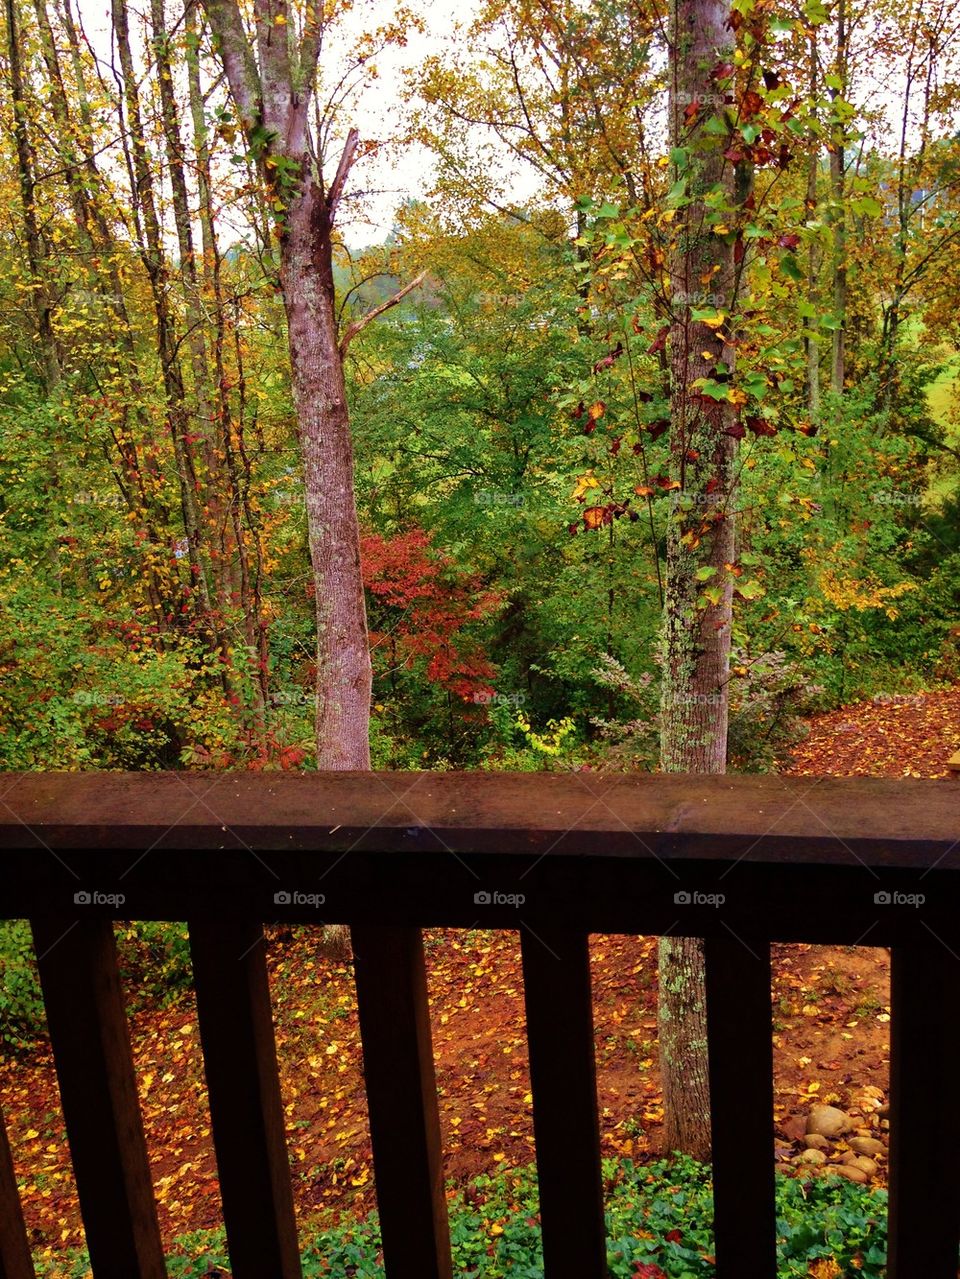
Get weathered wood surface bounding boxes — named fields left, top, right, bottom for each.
left=0, top=773, right=957, bottom=941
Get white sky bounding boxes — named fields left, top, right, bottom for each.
left=75, top=0, right=476, bottom=247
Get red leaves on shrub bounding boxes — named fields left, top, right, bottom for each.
left=361, top=528, right=503, bottom=703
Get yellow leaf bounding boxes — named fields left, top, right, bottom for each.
left=24, top=1129, right=39, bottom=1140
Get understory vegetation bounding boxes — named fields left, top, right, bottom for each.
left=34, top=1157, right=886, bottom=1279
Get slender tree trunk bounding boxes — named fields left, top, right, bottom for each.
left=44, top=0, right=175, bottom=629
left=199, top=0, right=382, bottom=770
left=658, top=0, right=740, bottom=1160
left=112, top=0, right=231, bottom=675
left=806, top=32, right=821, bottom=421
left=186, top=0, right=269, bottom=729
left=280, top=185, right=372, bottom=768
left=829, top=0, right=846, bottom=394
left=6, top=0, right=61, bottom=391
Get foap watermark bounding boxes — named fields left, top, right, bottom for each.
left=871, top=692, right=924, bottom=707
left=474, top=490, right=525, bottom=508
left=474, top=889, right=526, bottom=908
left=667, top=691, right=724, bottom=707
left=670, top=491, right=736, bottom=512
left=270, top=688, right=317, bottom=707
left=871, top=489, right=922, bottom=508
left=473, top=690, right=527, bottom=707
left=874, top=890, right=925, bottom=908
left=72, top=690, right=125, bottom=707
left=475, top=291, right=525, bottom=308
left=274, top=889, right=326, bottom=908
left=672, top=290, right=726, bottom=309
left=73, top=489, right=125, bottom=509
left=74, top=889, right=126, bottom=906
left=675, top=91, right=730, bottom=107
left=674, top=889, right=726, bottom=907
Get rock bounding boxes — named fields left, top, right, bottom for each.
left=778, top=1114, right=808, bottom=1143
left=849, top=1136, right=884, bottom=1157
left=798, top=1148, right=827, bottom=1166
left=831, top=1164, right=869, bottom=1183
left=806, top=1105, right=854, bottom=1139
left=804, top=1134, right=831, bottom=1151
left=853, top=1156, right=878, bottom=1177
left=840, top=1151, right=859, bottom=1165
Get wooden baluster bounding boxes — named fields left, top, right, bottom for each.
left=704, top=934, right=777, bottom=1279
left=520, top=928, right=606, bottom=1279
left=351, top=925, right=451, bottom=1279
left=888, top=938, right=960, bottom=1278
left=189, top=918, right=301, bottom=1279
left=30, top=917, right=166, bottom=1278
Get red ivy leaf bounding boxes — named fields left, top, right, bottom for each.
left=746, top=416, right=778, bottom=436
left=647, top=325, right=670, bottom=355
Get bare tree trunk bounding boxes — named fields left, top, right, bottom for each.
left=280, top=181, right=372, bottom=768
left=806, top=31, right=821, bottom=421
left=186, top=0, right=270, bottom=730
left=658, top=0, right=740, bottom=1161
left=40, top=0, right=175, bottom=629
left=829, top=0, right=847, bottom=394
left=198, top=0, right=379, bottom=772
left=6, top=0, right=61, bottom=391
left=112, top=0, right=233, bottom=681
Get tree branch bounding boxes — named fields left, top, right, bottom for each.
left=326, top=126, right=359, bottom=221
left=339, top=271, right=427, bottom=356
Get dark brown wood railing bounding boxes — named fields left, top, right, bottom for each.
left=0, top=771, right=958, bottom=1279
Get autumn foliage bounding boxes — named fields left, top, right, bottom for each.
left=360, top=528, right=503, bottom=704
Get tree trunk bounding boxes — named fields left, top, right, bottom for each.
left=280, top=185, right=372, bottom=769
left=657, top=0, right=740, bottom=1161
left=186, top=0, right=270, bottom=729
left=199, top=0, right=374, bottom=770
left=6, top=0, right=60, bottom=392
left=829, top=0, right=847, bottom=395
left=806, top=32, right=821, bottom=421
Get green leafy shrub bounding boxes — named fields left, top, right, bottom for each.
left=115, top=922, right=193, bottom=1009
left=34, top=1157, right=889, bottom=1278
left=0, top=921, right=44, bottom=1051
left=0, top=921, right=193, bottom=1050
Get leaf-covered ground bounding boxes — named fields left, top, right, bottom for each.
left=2, top=686, right=957, bottom=1268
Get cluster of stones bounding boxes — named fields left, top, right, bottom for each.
left=791, top=1089, right=888, bottom=1184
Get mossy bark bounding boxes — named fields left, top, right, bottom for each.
left=657, top=0, right=739, bottom=1162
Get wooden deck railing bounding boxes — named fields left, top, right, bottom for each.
left=0, top=771, right=958, bottom=1279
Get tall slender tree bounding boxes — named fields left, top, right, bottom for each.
left=657, top=0, right=742, bottom=1158
left=199, top=0, right=387, bottom=767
